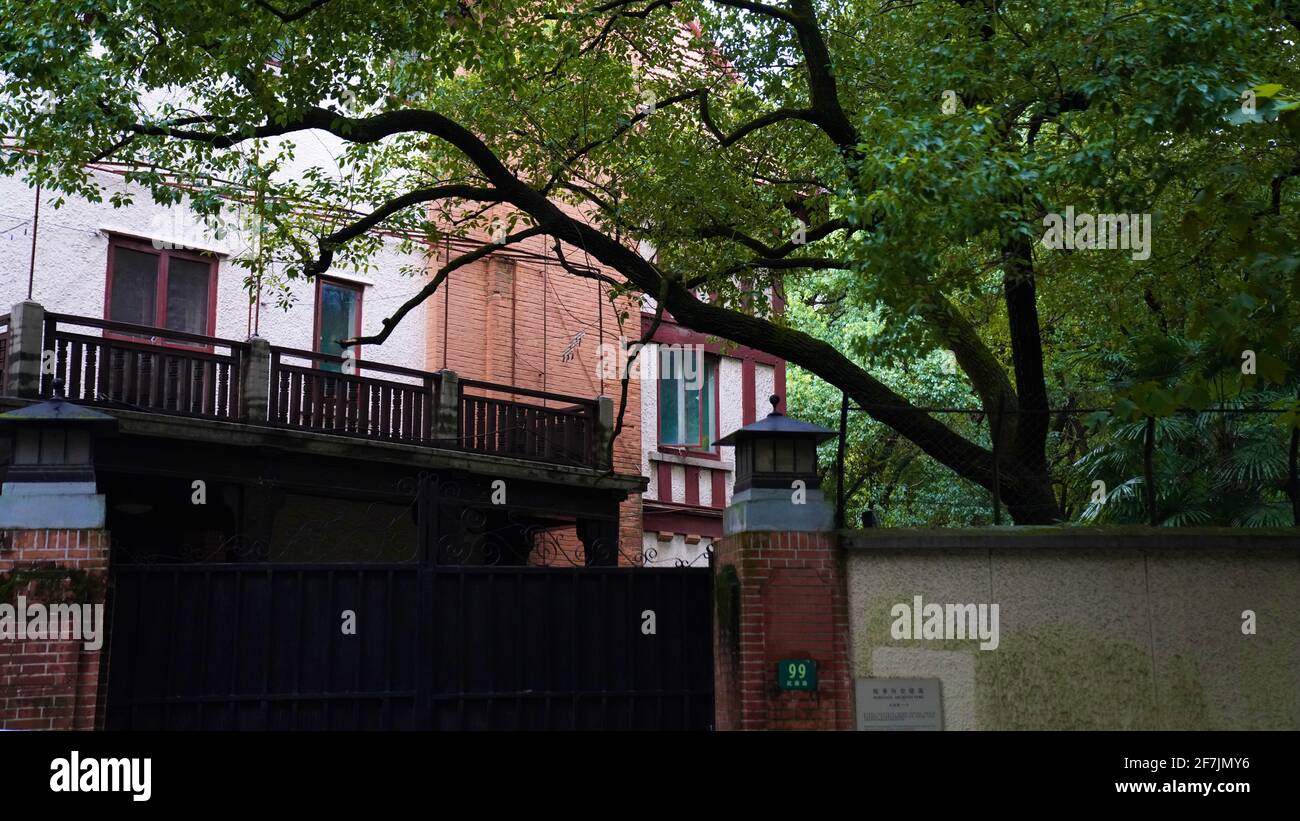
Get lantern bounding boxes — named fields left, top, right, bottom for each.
left=714, top=395, right=836, bottom=534
left=0, top=379, right=116, bottom=528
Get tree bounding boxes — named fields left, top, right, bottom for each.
left=2, top=0, right=1297, bottom=523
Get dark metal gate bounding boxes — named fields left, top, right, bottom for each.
left=103, top=563, right=714, bottom=730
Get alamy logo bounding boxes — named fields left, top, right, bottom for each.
left=50, top=751, right=151, bottom=802
left=596, top=337, right=706, bottom=390
left=890, top=595, right=1000, bottom=651
left=1041, top=206, right=1151, bottom=261
left=148, top=209, right=265, bottom=251
left=0, top=597, right=104, bottom=651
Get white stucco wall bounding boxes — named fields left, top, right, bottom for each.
left=1, top=140, right=427, bottom=371
left=718, top=357, right=744, bottom=441
left=638, top=338, right=658, bottom=494
left=755, top=362, right=775, bottom=411
left=642, top=531, right=715, bottom=567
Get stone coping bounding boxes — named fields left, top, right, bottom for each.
left=841, top=526, right=1300, bottom=550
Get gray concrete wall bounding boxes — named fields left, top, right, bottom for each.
left=845, top=529, right=1300, bottom=729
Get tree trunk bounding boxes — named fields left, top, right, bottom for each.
left=1000, top=233, right=1061, bottom=523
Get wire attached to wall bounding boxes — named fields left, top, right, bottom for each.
left=442, top=233, right=450, bottom=370
left=542, top=247, right=548, bottom=405
left=596, top=258, right=603, bottom=396
left=26, top=183, right=40, bottom=299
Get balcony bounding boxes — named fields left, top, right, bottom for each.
left=0, top=305, right=610, bottom=471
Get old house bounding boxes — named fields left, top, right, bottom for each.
left=0, top=131, right=767, bottom=728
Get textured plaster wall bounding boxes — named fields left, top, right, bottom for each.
left=754, top=362, right=774, bottom=409
left=847, top=545, right=1300, bottom=730
left=640, top=340, right=660, bottom=491
left=1, top=153, right=427, bottom=372
left=718, top=357, right=743, bottom=439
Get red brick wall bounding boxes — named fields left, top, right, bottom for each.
left=426, top=227, right=644, bottom=562
left=711, top=531, right=854, bottom=730
left=0, top=529, right=109, bottom=731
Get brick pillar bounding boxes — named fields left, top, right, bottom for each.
left=0, top=528, right=110, bottom=730
left=483, top=257, right=515, bottom=384
left=712, top=531, right=854, bottom=730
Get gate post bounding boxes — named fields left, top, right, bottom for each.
left=0, top=528, right=110, bottom=730
left=711, top=399, right=853, bottom=730
left=0, top=394, right=115, bottom=730
left=712, top=531, right=853, bottom=730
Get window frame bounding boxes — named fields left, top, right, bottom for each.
left=656, top=350, right=721, bottom=459
left=102, top=234, right=219, bottom=348
left=312, top=276, right=364, bottom=372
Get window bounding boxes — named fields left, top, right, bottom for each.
left=105, top=237, right=217, bottom=337
left=658, top=349, right=718, bottom=450
left=314, top=278, right=363, bottom=372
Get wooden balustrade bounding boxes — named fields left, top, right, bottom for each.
left=42, top=314, right=243, bottom=419
left=268, top=346, right=437, bottom=444
left=18, top=313, right=603, bottom=469
left=459, top=380, right=597, bottom=467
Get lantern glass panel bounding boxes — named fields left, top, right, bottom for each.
left=14, top=428, right=40, bottom=465
left=39, top=429, right=67, bottom=465
left=774, top=438, right=795, bottom=472
left=755, top=439, right=774, bottom=472
left=67, top=430, right=92, bottom=464
left=796, top=440, right=815, bottom=474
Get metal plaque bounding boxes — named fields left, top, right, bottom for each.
left=855, top=678, right=943, bottom=731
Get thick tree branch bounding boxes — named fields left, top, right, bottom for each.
left=697, top=92, right=821, bottom=147
left=254, top=0, right=336, bottom=23
left=704, top=0, right=803, bottom=27
left=134, top=101, right=1026, bottom=512
left=305, top=183, right=502, bottom=279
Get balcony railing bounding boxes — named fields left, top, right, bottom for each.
left=43, top=314, right=243, bottom=420
left=10, top=310, right=607, bottom=469
left=460, top=379, right=597, bottom=466
left=269, top=345, right=437, bottom=444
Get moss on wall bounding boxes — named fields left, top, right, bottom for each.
left=979, top=626, right=1160, bottom=729
left=852, top=572, right=1298, bottom=730
left=715, top=562, right=741, bottom=661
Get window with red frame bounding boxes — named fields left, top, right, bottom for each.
left=658, top=348, right=718, bottom=451
left=105, top=237, right=217, bottom=336
left=314, top=278, right=363, bottom=372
